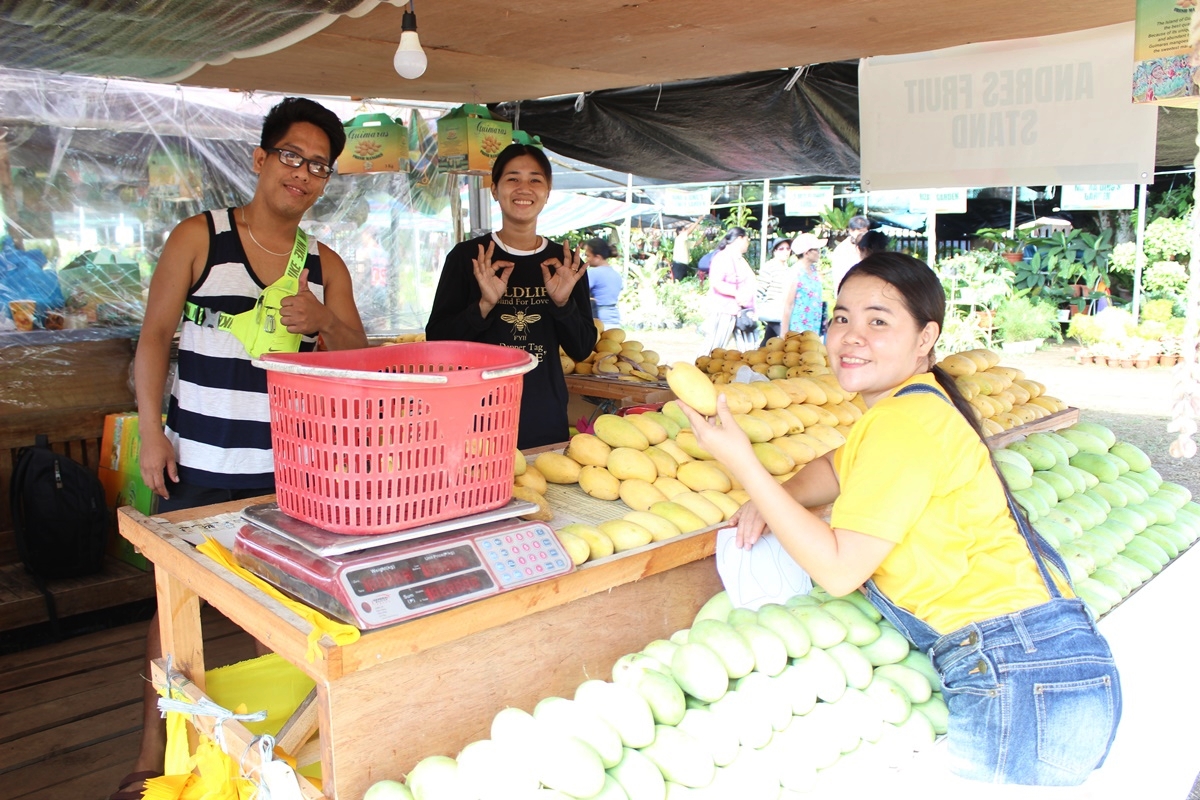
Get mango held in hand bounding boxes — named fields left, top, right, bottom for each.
left=666, top=361, right=718, bottom=416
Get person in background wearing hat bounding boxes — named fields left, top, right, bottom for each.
left=584, top=238, right=623, bottom=326
left=782, top=232, right=825, bottom=338
left=830, top=214, right=871, bottom=290
left=754, top=237, right=793, bottom=345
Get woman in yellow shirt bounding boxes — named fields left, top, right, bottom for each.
left=679, top=252, right=1120, bottom=786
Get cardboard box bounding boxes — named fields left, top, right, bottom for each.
left=102, top=412, right=142, bottom=474
left=100, top=466, right=157, bottom=570
left=436, top=104, right=512, bottom=175
left=337, top=113, right=408, bottom=175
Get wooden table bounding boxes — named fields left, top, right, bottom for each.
left=564, top=374, right=675, bottom=425
left=118, top=500, right=722, bottom=800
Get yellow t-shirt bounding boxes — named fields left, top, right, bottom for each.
left=831, top=373, right=1059, bottom=634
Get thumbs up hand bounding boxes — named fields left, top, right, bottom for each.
left=280, top=268, right=329, bottom=334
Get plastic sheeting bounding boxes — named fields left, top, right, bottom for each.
left=494, top=64, right=861, bottom=184
left=0, top=67, right=457, bottom=337
left=0, top=0, right=373, bottom=82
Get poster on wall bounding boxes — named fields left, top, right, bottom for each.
left=859, top=23, right=1158, bottom=191
left=1133, top=0, right=1197, bottom=106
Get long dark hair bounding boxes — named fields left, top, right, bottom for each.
left=842, top=252, right=987, bottom=444
left=716, top=227, right=747, bottom=251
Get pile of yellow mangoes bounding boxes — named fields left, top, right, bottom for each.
left=563, top=324, right=667, bottom=383
left=696, top=330, right=830, bottom=383
left=514, top=366, right=861, bottom=566
left=937, top=348, right=1067, bottom=434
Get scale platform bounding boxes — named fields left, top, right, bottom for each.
left=233, top=500, right=574, bottom=630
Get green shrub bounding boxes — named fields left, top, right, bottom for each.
left=1141, top=298, right=1176, bottom=324
left=1067, top=314, right=1103, bottom=346
left=994, top=296, right=1062, bottom=343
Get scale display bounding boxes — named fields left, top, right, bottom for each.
left=233, top=516, right=573, bottom=630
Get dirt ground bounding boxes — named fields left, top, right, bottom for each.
left=634, top=329, right=1196, bottom=498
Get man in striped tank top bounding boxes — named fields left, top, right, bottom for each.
left=113, top=98, right=366, bottom=800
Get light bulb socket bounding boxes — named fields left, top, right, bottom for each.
left=402, top=9, right=418, bottom=32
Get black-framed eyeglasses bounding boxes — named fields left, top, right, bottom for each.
left=265, top=147, right=334, bottom=179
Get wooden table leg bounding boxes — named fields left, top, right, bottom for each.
left=155, top=566, right=206, bottom=692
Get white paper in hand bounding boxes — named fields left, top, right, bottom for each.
left=715, top=527, right=812, bottom=610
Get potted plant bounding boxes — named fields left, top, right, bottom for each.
left=1160, top=336, right=1182, bottom=367
left=974, top=227, right=1027, bottom=263
left=994, top=295, right=1063, bottom=353
left=1133, top=339, right=1161, bottom=368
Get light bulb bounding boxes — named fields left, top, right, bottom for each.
left=393, top=10, right=427, bottom=79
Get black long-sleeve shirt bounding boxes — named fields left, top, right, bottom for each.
left=426, top=234, right=597, bottom=449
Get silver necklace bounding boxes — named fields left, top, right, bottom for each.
left=241, top=207, right=291, bottom=257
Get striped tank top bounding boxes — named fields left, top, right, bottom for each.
left=165, top=208, right=324, bottom=489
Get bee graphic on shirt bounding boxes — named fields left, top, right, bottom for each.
left=501, top=310, right=541, bottom=336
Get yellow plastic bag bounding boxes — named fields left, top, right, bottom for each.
left=205, top=653, right=316, bottom=738
left=197, top=537, right=360, bottom=661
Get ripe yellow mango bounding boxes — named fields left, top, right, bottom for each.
left=608, top=447, right=659, bottom=483
left=625, top=414, right=668, bottom=445
left=644, top=445, right=679, bottom=479
left=515, top=465, right=548, bottom=494
left=666, top=362, right=718, bottom=416
left=559, top=523, right=614, bottom=560
left=513, top=485, right=553, bottom=521
left=594, top=414, right=650, bottom=450
left=623, top=510, right=683, bottom=542
left=579, top=465, right=621, bottom=501
left=649, top=501, right=709, bottom=534
left=748, top=409, right=790, bottom=439
left=677, top=461, right=732, bottom=493
left=804, top=425, right=846, bottom=450
left=675, top=430, right=714, bottom=460
left=536, top=452, right=583, bottom=484
left=599, top=519, right=654, bottom=552
left=566, top=433, right=612, bottom=467
left=670, top=491, right=725, bottom=526
left=715, top=385, right=754, bottom=415
left=733, top=413, right=775, bottom=443
left=772, top=436, right=816, bottom=466
left=752, top=441, right=796, bottom=476
left=513, top=448, right=527, bottom=476
left=938, top=353, right=976, bottom=377
left=653, top=439, right=694, bottom=465
left=653, top=476, right=692, bottom=499
left=619, top=479, right=669, bottom=512
left=699, top=489, right=742, bottom=521
left=555, top=530, right=591, bottom=565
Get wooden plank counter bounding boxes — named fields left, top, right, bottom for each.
left=118, top=496, right=725, bottom=800
left=564, top=374, right=675, bottom=422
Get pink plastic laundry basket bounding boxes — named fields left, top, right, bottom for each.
left=255, top=342, right=537, bottom=535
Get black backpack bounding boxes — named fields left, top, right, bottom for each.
left=10, top=435, right=109, bottom=629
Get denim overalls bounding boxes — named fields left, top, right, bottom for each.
left=859, top=383, right=1122, bottom=785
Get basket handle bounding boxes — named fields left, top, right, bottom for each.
left=480, top=351, right=539, bottom=381
left=252, top=359, right=449, bottom=384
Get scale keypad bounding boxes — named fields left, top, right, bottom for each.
left=480, top=526, right=570, bottom=587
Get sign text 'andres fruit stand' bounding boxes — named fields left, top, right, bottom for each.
left=437, top=104, right=513, bottom=175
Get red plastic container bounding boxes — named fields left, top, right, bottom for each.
left=256, top=342, right=537, bottom=535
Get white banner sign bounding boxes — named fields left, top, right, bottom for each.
left=866, top=188, right=967, bottom=214
left=859, top=23, right=1158, bottom=191
left=1060, top=183, right=1137, bottom=210
left=784, top=185, right=835, bottom=217
left=664, top=188, right=711, bottom=217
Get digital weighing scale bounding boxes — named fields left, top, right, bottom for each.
left=233, top=500, right=574, bottom=630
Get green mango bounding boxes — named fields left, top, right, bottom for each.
left=1036, top=470, right=1076, bottom=502
left=1069, top=452, right=1121, bottom=484
left=1048, top=463, right=1089, bottom=494
left=1089, top=481, right=1129, bottom=509
left=1068, top=421, right=1117, bottom=449
left=1007, top=441, right=1056, bottom=472
left=1059, top=429, right=1109, bottom=456
left=1108, top=441, right=1151, bottom=473
left=1025, top=432, right=1070, bottom=466
left=1028, top=475, right=1060, bottom=509
left=1154, top=482, right=1192, bottom=510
